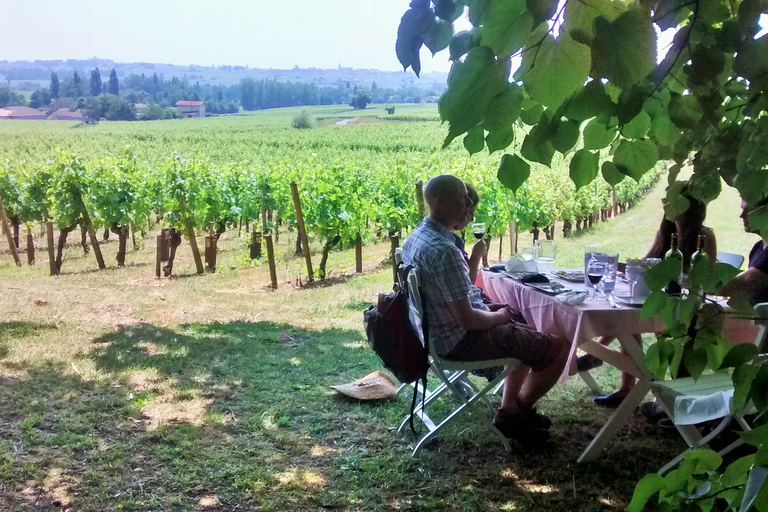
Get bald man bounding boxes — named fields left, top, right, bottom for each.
left=402, top=174, right=569, bottom=446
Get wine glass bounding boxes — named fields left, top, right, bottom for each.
left=586, top=258, right=608, bottom=300
left=625, top=262, right=644, bottom=298
left=471, top=222, right=486, bottom=241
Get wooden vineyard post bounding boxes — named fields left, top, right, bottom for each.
left=415, top=180, right=424, bottom=218
left=46, top=221, right=57, bottom=276
left=290, top=182, right=313, bottom=282
left=265, top=233, right=278, bottom=289
left=250, top=230, right=262, bottom=260
left=179, top=198, right=204, bottom=274
left=155, top=234, right=162, bottom=278
left=26, top=226, right=35, bottom=265
left=0, top=191, right=21, bottom=267
left=390, top=234, right=399, bottom=284
left=261, top=184, right=268, bottom=233
left=205, top=223, right=217, bottom=273
left=498, top=231, right=503, bottom=261
left=355, top=234, right=362, bottom=273
left=159, top=229, right=170, bottom=262
left=81, top=211, right=106, bottom=270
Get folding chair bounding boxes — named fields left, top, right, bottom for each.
left=717, top=251, right=745, bottom=269
left=651, top=303, right=768, bottom=474
left=397, top=265, right=520, bottom=455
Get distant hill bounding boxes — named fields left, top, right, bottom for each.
left=0, top=58, right=447, bottom=92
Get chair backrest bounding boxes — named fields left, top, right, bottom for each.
left=395, top=247, right=404, bottom=266
left=753, top=302, right=768, bottom=353
left=405, top=268, right=427, bottom=347
left=717, top=251, right=745, bottom=269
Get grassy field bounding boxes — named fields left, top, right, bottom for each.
left=0, top=105, right=759, bottom=510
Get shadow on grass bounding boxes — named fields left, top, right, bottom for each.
left=0, top=320, right=685, bottom=511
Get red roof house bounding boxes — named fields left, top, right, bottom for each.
left=0, top=106, right=47, bottom=120
left=175, top=100, right=205, bottom=118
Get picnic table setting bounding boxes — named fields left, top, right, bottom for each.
left=475, top=241, right=762, bottom=464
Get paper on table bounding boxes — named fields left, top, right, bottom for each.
left=505, top=257, right=538, bottom=273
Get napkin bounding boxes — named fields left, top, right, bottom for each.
left=505, top=257, right=538, bottom=273
left=556, top=291, right=588, bottom=305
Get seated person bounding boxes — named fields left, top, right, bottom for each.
left=402, top=174, right=569, bottom=445
left=581, top=188, right=717, bottom=408
left=720, top=199, right=768, bottom=303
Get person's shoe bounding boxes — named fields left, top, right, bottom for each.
left=592, top=390, right=629, bottom=408
left=492, top=410, right=551, bottom=446
left=577, top=354, right=603, bottom=372
left=639, top=400, right=667, bottom=423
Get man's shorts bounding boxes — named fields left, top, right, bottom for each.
left=444, top=322, right=564, bottom=372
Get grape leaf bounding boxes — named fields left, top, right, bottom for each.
left=424, top=20, right=453, bottom=55
left=562, top=80, right=616, bottom=121
left=520, top=97, right=545, bottom=125
left=476, top=0, right=532, bottom=56
left=449, top=30, right=474, bottom=61
left=668, top=94, right=704, bottom=129
left=569, top=149, right=599, bottom=189
left=469, top=0, right=490, bottom=25
left=434, top=0, right=464, bottom=21
left=497, top=153, right=531, bottom=192
left=516, top=33, right=591, bottom=110
left=521, top=113, right=556, bottom=166
left=584, top=116, right=618, bottom=149
left=463, top=126, right=485, bottom=155
left=483, top=84, right=523, bottom=153
left=439, top=46, right=511, bottom=147
left=621, top=110, right=651, bottom=139
left=563, top=0, right=625, bottom=43
left=551, top=119, right=581, bottom=153
left=601, top=161, right=625, bottom=185
left=527, top=0, right=559, bottom=26
left=590, top=7, right=657, bottom=89
left=613, top=139, right=659, bottom=181
left=650, top=115, right=681, bottom=147
left=396, top=6, right=435, bottom=76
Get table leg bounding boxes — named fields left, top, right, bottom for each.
left=577, top=377, right=651, bottom=463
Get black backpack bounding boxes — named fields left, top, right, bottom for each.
left=363, top=264, right=430, bottom=433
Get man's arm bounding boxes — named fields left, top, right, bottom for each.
left=446, top=296, right=514, bottom=330
left=720, top=267, right=768, bottom=298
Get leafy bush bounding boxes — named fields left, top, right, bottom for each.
left=291, top=110, right=314, bottom=129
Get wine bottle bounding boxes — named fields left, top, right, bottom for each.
left=690, top=234, right=707, bottom=267
left=664, top=233, right=683, bottom=294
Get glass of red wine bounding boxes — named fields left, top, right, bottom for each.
left=586, top=257, right=608, bottom=300
left=471, top=222, right=486, bottom=240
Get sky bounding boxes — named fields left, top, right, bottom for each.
left=0, top=0, right=454, bottom=73
left=1, top=2, right=765, bottom=74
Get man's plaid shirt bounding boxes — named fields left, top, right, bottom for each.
left=402, top=217, right=488, bottom=356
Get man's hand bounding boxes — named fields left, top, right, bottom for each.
left=486, top=302, right=507, bottom=311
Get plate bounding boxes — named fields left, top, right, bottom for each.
left=614, top=295, right=646, bottom=306
left=504, top=271, right=539, bottom=281
left=527, top=283, right=572, bottom=295
left=550, top=270, right=585, bottom=282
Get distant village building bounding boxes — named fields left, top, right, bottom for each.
left=175, top=100, right=205, bottom=118
left=0, top=106, right=47, bottom=120
left=134, top=103, right=148, bottom=114
left=47, top=108, right=85, bottom=121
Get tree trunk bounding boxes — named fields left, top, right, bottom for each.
left=11, top=217, right=20, bottom=249
left=80, top=222, right=90, bottom=254
left=56, top=223, right=77, bottom=272
left=110, top=224, right=128, bottom=267
left=103, top=228, right=110, bottom=241
left=163, top=228, right=183, bottom=277
left=318, top=235, right=340, bottom=280
left=531, top=222, right=540, bottom=242
left=295, top=234, right=303, bottom=257
left=563, top=219, right=572, bottom=238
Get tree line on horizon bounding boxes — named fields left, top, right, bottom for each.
left=0, top=66, right=445, bottom=120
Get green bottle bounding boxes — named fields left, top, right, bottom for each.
left=690, top=235, right=708, bottom=267
left=664, top=233, right=683, bottom=294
